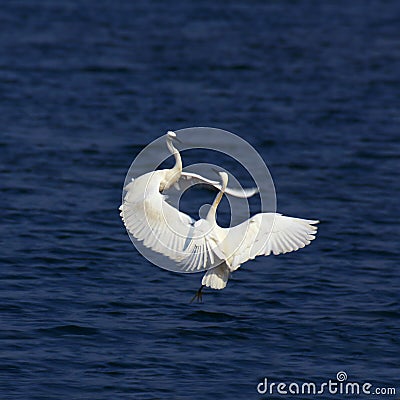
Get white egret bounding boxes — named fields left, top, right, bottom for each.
left=120, top=132, right=318, bottom=302
left=189, top=172, right=319, bottom=302
left=120, top=131, right=258, bottom=263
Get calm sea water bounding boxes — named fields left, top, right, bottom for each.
left=1, top=1, right=399, bottom=399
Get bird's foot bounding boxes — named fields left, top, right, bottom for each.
left=190, top=285, right=205, bottom=303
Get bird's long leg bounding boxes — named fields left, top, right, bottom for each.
left=190, top=285, right=205, bottom=303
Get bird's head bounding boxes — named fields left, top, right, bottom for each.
left=166, top=130, right=181, bottom=153
left=167, top=130, right=176, bottom=139
left=218, top=171, right=229, bottom=192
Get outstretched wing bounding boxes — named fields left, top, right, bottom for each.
left=120, top=172, right=225, bottom=270
left=177, top=219, right=227, bottom=272
left=180, top=171, right=259, bottom=198
left=221, top=213, right=319, bottom=269
left=121, top=189, right=193, bottom=263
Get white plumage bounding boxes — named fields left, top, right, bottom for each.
left=185, top=172, right=319, bottom=300
left=120, top=131, right=258, bottom=267
left=120, top=131, right=319, bottom=301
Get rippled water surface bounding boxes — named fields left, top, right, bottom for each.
left=1, top=1, right=399, bottom=399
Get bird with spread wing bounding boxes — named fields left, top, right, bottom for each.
left=120, top=131, right=319, bottom=301
left=185, top=172, right=319, bottom=302
left=119, top=131, right=258, bottom=264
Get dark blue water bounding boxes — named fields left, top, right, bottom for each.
left=1, top=1, right=399, bottom=399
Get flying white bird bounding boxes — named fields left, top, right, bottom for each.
left=120, top=131, right=258, bottom=263
left=120, top=132, right=319, bottom=302
left=188, top=172, right=319, bottom=302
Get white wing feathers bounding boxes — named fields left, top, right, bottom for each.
left=179, top=223, right=226, bottom=272
left=120, top=172, right=318, bottom=275
left=227, top=213, right=319, bottom=269
left=120, top=176, right=225, bottom=271
left=120, top=191, right=192, bottom=262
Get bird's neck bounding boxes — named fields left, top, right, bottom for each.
left=170, top=145, right=182, bottom=177
left=163, top=140, right=182, bottom=189
left=206, top=190, right=224, bottom=223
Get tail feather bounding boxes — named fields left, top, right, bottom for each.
left=201, top=264, right=230, bottom=290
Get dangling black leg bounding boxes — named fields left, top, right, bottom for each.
left=190, top=285, right=205, bottom=303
